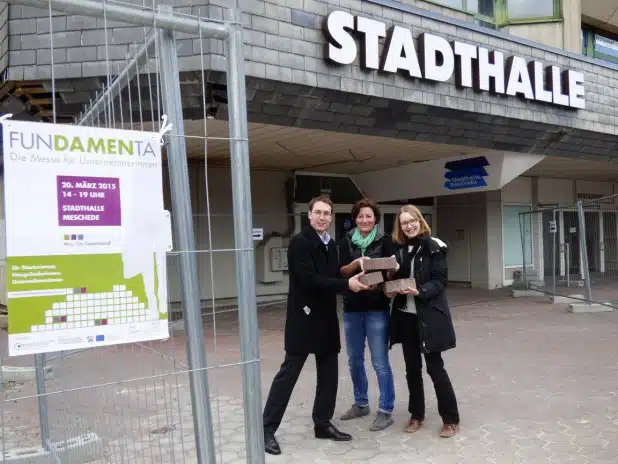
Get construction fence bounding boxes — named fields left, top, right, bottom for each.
left=1, top=1, right=265, bottom=463
left=517, top=193, right=618, bottom=310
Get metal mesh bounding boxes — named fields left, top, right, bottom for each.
left=519, top=194, right=618, bottom=310
left=1, top=2, right=264, bottom=463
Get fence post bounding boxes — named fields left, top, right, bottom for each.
left=225, top=6, right=266, bottom=463
left=552, top=209, right=557, bottom=296
left=157, top=5, right=216, bottom=463
left=34, top=353, right=50, bottom=450
left=576, top=200, right=592, bottom=304
left=521, top=213, right=529, bottom=288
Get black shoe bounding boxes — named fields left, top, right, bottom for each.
left=264, top=434, right=281, bottom=455
left=314, top=423, right=353, bottom=441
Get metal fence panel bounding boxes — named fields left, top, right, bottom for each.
left=519, top=194, right=618, bottom=310
left=2, top=2, right=264, bottom=463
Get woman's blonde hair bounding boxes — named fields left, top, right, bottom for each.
left=392, top=205, right=432, bottom=245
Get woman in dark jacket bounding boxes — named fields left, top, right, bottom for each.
left=338, top=198, right=397, bottom=432
left=386, top=204, right=460, bottom=438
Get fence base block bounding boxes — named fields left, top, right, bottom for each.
left=511, top=289, right=545, bottom=298
left=557, top=279, right=585, bottom=287
left=551, top=294, right=587, bottom=304
left=0, top=446, right=50, bottom=464
left=0, top=433, right=104, bottom=464
left=568, top=303, right=614, bottom=313
left=52, top=432, right=104, bottom=462
left=1, top=365, right=53, bottom=383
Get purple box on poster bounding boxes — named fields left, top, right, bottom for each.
left=57, top=175, right=121, bottom=227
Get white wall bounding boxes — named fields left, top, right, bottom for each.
left=538, top=178, right=574, bottom=205
left=437, top=192, right=502, bottom=289
left=163, top=165, right=292, bottom=304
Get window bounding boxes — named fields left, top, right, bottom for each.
left=467, top=0, right=495, bottom=18
left=503, top=205, right=533, bottom=267
left=425, top=0, right=495, bottom=24
left=506, top=0, right=557, bottom=21
left=581, top=27, right=618, bottom=65
left=426, top=0, right=560, bottom=25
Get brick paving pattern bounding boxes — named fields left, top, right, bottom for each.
left=2, top=288, right=618, bottom=463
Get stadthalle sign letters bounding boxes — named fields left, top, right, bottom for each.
left=323, top=11, right=585, bottom=109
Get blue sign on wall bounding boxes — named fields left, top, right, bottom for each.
left=444, top=156, right=490, bottom=190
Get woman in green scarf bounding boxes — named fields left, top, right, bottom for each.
left=337, top=198, right=398, bottom=432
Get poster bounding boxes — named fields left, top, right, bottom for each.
left=2, top=120, right=171, bottom=356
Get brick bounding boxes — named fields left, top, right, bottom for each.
left=36, top=48, right=66, bottom=65
left=176, top=39, right=193, bottom=57
left=81, top=30, right=112, bottom=46
left=279, top=51, right=304, bottom=69
left=303, top=0, right=327, bottom=15
left=291, top=69, right=317, bottom=87
left=384, top=279, right=416, bottom=294
left=279, top=22, right=304, bottom=39
left=67, top=47, right=97, bottom=63
left=246, top=60, right=266, bottom=79
left=36, top=16, right=67, bottom=34
left=23, top=64, right=52, bottom=79
left=252, top=46, right=278, bottom=65
left=82, top=60, right=123, bottom=78
left=359, top=272, right=384, bottom=286
left=9, top=19, right=37, bottom=35
left=291, top=9, right=316, bottom=28
left=244, top=29, right=266, bottom=47
left=9, top=49, right=35, bottom=66
left=266, top=3, right=292, bottom=22
left=266, top=64, right=292, bottom=82
left=21, top=6, right=52, bottom=19
left=362, top=256, right=398, bottom=271
left=96, top=18, right=132, bottom=28
left=252, top=15, right=279, bottom=34
left=239, top=0, right=265, bottom=15
left=97, top=45, right=129, bottom=61
left=52, top=62, right=82, bottom=79
left=112, top=27, right=145, bottom=45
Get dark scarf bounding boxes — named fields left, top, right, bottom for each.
left=405, top=234, right=430, bottom=255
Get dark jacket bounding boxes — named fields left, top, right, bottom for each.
left=338, top=229, right=396, bottom=313
left=388, top=235, right=456, bottom=354
left=284, top=227, right=349, bottom=355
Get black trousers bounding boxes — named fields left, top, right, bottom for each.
left=263, top=352, right=338, bottom=435
left=399, top=312, right=460, bottom=424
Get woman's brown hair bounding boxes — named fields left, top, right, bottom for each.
left=392, top=205, right=432, bottom=245
left=350, top=197, right=381, bottom=224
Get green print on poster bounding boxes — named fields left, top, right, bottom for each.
left=8, top=253, right=166, bottom=335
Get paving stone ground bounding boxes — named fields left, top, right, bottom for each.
left=2, top=288, right=618, bottom=463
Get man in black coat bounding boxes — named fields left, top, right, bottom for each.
left=262, top=195, right=370, bottom=455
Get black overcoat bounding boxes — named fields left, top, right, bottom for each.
left=284, top=227, right=348, bottom=355
left=389, top=236, right=457, bottom=354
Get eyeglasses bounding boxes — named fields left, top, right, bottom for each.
left=400, top=218, right=419, bottom=228
left=311, top=210, right=332, bottom=218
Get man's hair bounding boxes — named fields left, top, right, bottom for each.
left=392, top=204, right=432, bottom=245
left=350, top=197, right=381, bottom=224
left=308, top=195, right=334, bottom=212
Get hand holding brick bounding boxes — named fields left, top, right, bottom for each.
left=383, top=278, right=416, bottom=294
left=358, top=272, right=384, bottom=286
left=361, top=256, right=398, bottom=271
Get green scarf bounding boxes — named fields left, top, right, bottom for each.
left=351, top=227, right=377, bottom=256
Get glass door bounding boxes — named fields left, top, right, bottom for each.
left=563, top=211, right=580, bottom=277
left=603, top=212, right=618, bottom=272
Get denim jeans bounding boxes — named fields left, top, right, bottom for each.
left=343, top=311, right=395, bottom=414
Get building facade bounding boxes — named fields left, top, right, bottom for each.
left=2, top=0, right=618, bottom=305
